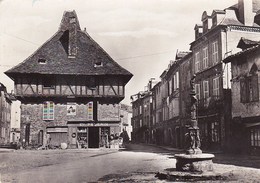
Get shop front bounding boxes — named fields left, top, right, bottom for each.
left=67, top=121, right=120, bottom=149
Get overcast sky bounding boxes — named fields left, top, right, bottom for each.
left=0, top=0, right=237, bottom=105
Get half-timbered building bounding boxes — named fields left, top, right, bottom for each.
left=5, top=11, right=132, bottom=148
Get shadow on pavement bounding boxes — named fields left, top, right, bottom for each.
left=120, top=143, right=179, bottom=156
left=213, top=153, right=260, bottom=169
left=121, top=143, right=260, bottom=169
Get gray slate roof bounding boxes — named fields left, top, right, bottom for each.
left=5, top=11, right=133, bottom=82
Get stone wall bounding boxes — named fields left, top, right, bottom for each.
left=20, top=101, right=120, bottom=144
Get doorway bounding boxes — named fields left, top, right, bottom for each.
left=88, top=127, right=99, bottom=148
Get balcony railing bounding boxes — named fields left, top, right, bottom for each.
left=198, top=95, right=223, bottom=109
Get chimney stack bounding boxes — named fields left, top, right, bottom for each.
left=238, top=0, right=256, bottom=26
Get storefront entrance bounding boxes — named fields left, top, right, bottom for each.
left=88, top=127, right=99, bottom=148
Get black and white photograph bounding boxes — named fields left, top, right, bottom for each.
left=1, top=0, right=260, bottom=182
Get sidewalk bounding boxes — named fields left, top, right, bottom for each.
left=0, top=148, right=15, bottom=153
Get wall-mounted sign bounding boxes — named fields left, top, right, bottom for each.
left=67, top=103, right=76, bottom=116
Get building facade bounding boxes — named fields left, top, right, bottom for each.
left=190, top=0, right=260, bottom=150
left=224, top=38, right=260, bottom=154
left=0, top=83, right=12, bottom=144
left=131, top=0, right=260, bottom=152
left=5, top=11, right=132, bottom=149
left=9, top=94, right=21, bottom=143
left=119, top=104, right=132, bottom=141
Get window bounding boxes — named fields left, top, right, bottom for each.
left=169, top=79, right=172, bottom=95
left=94, top=61, right=103, bottom=67
left=140, top=119, right=142, bottom=127
left=195, top=52, right=200, bottom=73
left=203, top=47, right=208, bottom=69
left=250, top=128, right=260, bottom=147
left=87, top=101, right=93, bottom=120
left=211, top=121, right=219, bottom=143
left=1, top=127, right=5, bottom=138
left=172, top=72, right=179, bottom=91
left=240, top=75, right=259, bottom=103
left=213, top=77, right=220, bottom=98
left=43, top=101, right=54, bottom=120
left=203, top=80, right=209, bottom=99
left=195, top=84, right=200, bottom=100
left=176, top=71, right=179, bottom=89
left=139, top=106, right=142, bottom=114
left=212, top=41, right=218, bottom=64
left=38, top=58, right=46, bottom=64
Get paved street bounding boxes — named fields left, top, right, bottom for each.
left=0, top=144, right=174, bottom=183
left=1, top=144, right=260, bottom=182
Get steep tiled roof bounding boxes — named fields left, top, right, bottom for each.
left=5, top=11, right=133, bottom=82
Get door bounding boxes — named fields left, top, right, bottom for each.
left=88, top=127, right=99, bottom=148
left=25, top=124, right=30, bottom=145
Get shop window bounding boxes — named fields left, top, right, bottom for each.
left=211, top=121, right=219, bottom=143
left=250, top=128, right=260, bottom=147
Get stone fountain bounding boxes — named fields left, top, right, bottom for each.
left=174, top=74, right=214, bottom=172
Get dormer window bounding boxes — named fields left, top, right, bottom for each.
left=38, top=58, right=46, bottom=64
left=203, top=19, right=208, bottom=33
left=94, top=61, right=103, bottom=67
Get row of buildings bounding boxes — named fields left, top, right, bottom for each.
left=131, top=0, right=260, bottom=154
left=3, top=10, right=133, bottom=149
left=0, top=83, right=20, bottom=144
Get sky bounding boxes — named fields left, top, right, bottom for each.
left=0, top=0, right=237, bottom=105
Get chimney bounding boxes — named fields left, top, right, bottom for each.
left=59, top=10, right=80, bottom=57
left=194, top=24, right=203, bottom=40
left=238, top=0, right=256, bottom=26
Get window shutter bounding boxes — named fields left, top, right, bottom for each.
left=240, top=78, right=247, bottom=103
left=252, top=75, right=259, bottom=102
